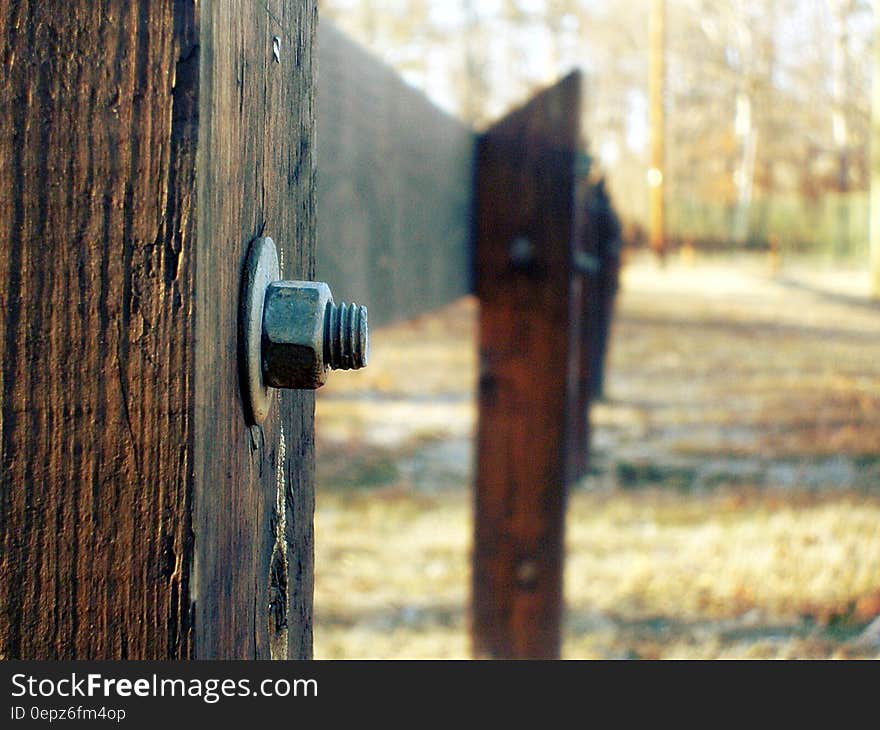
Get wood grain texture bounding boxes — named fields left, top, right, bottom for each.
left=316, top=21, right=474, bottom=327
left=472, top=72, right=582, bottom=659
left=0, top=0, right=198, bottom=659
left=0, top=0, right=317, bottom=659
left=195, top=0, right=316, bottom=660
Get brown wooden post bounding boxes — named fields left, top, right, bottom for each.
left=0, top=0, right=317, bottom=659
left=472, top=72, right=583, bottom=659
left=569, top=177, right=623, bottom=484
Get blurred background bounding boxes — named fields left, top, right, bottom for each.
left=313, top=0, right=880, bottom=659
left=322, top=0, right=875, bottom=261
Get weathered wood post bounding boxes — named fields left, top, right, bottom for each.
left=472, top=72, right=584, bottom=659
left=568, top=155, right=599, bottom=483
left=0, top=0, right=317, bottom=659
left=586, top=179, right=623, bottom=402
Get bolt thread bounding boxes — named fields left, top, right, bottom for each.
left=324, top=301, right=369, bottom=370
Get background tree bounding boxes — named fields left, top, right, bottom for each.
left=320, top=0, right=874, bottom=261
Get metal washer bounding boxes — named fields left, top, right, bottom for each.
left=241, top=237, right=280, bottom=424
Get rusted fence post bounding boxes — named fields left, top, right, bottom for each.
left=471, top=71, right=585, bottom=659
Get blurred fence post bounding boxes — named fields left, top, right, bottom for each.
left=586, top=179, right=623, bottom=404
left=472, top=71, right=585, bottom=659
left=570, top=170, right=623, bottom=482
left=314, top=24, right=626, bottom=659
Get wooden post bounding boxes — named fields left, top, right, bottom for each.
left=871, top=0, right=880, bottom=297
left=649, top=0, right=667, bottom=262
left=472, top=72, right=582, bottom=659
left=567, top=162, right=598, bottom=484
left=587, top=180, right=623, bottom=403
left=568, top=178, right=621, bottom=482
left=0, top=0, right=317, bottom=659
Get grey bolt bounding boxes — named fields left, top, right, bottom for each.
left=324, top=300, right=368, bottom=371
left=516, top=559, right=539, bottom=589
left=262, top=281, right=368, bottom=390
left=574, top=250, right=600, bottom=276
left=509, top=236, right=535, bottom=268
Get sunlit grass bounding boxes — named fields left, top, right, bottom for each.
left=314, top=487, right=880, bottom=659
left=314, top=253, right=880, bottom=659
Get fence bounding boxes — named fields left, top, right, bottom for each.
left=317, top=21, right=622, bottom=659
left=665, top=191, right=870, bottom=261
left=0, top=7, right=621, bottom=661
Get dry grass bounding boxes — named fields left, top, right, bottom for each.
left=314, top=252, right=880, bottom=659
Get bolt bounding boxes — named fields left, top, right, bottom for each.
left=516, top=559, right=539, bottom=589
left=575, top=151, right=592, bottom=180
left=241, top=237, right=369, bottom=423
left=574, top=250, right=600, bottom=276
left=262, top=280, right=368, bottom=390
left=509, top=236, right=535, bottom=268
left=324, top=300, right=368, bottom=370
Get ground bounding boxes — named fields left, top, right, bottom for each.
left=313, top=252, right=880, bottom=659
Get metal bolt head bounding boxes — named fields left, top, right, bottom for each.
left=242, top=238, right=369, bottom=422
left=509, top=235, right=535, bottom=268
left=261, top=280, right=369, bottom=390
left=262, top=281, right=333, bottom=389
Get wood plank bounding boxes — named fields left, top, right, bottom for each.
left=567, top=161, right=598, bottom=483
left=194, top=0, right=317, bottom=660
left=0, top=0, right=198, bottom=659
left=0, top=0, right=317, bottom=659
left=316, top=20, right=474, bottom=327
left=472, top=72, right=583, bottom=659
left=586, top=179, right=623, bottom=404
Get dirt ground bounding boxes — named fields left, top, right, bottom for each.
left=313, top=252, right=880, bottom=659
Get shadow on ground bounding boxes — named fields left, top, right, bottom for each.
left=314, top=254, right=880, bottom=659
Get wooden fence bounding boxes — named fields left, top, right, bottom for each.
left=316, top=22, right=474, bottom=327
left=0, top=8, right=620, bottom=660
left=317, top=23, right=623, bottom=659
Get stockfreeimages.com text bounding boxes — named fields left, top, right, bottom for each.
left=11, top=673, right=317, bottom=704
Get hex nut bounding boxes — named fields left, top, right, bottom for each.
left=262, top=281, right=332, bottom=389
